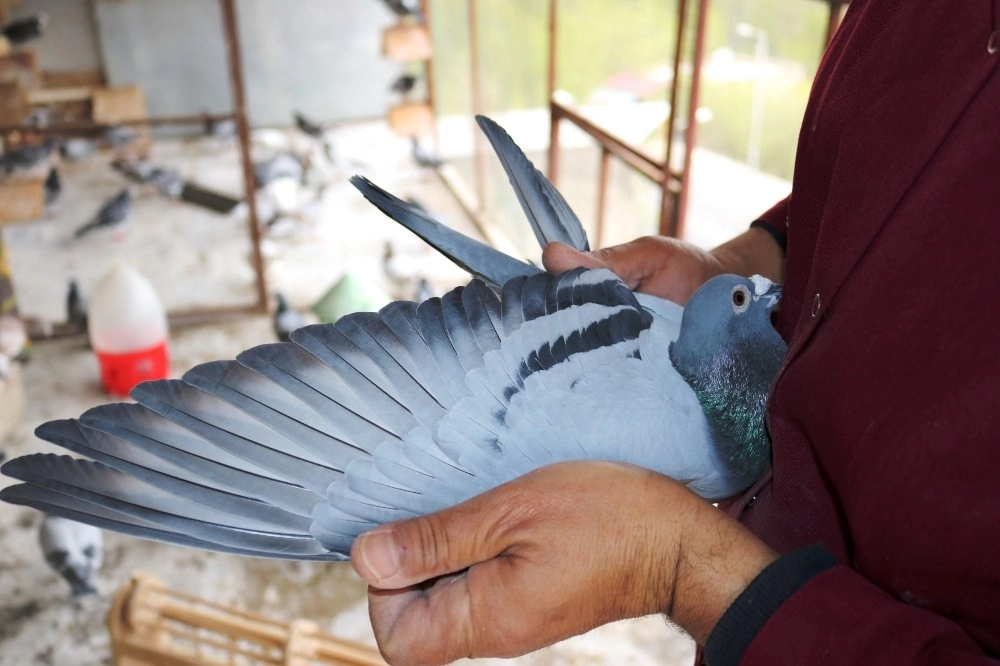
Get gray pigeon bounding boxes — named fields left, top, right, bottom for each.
left=254, top=153, right=304, bottom=189
left=39, top=515, right=102, bottom=596
left=273, top=292, right=305, bottom=342
left=0, top=116, right=786, bottom=562
left=0, top=139, right=53, bottom=175
left=74, top=189, right=131, bottom=239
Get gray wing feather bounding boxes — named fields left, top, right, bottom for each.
left=350, top=175, right=542, bottom=287
left=475, top=115, right=589, bottom=251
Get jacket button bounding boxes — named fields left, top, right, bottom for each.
left=811, top=293, right=821, bottom=318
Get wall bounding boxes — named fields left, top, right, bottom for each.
left=8, top=0, right=102, bottom=73
left=93, top=0, right=402, bottom=126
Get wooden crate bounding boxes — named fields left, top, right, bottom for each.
left=108, top=573, right=387, bottom=666
left=92, top=85, right=148, bottom=124
left=0, top=176, right=44, bottom=225
left=0, top=79, right=28, bottom=124
left=387, top=101, right=434, bottom=138
left=381, top=24, right=432, bottom=62
left=0, top=50, right=40, bottom=88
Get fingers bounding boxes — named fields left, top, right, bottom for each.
left=541, top=241, right=608, bottom=273
left=351, top=486, right=523, bottom=590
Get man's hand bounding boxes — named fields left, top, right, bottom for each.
left=542, top=227, right=785, bottom=304
left=351, top=462, right=777, bottom=666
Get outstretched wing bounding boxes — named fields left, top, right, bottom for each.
left=475, top=115, right=589, bottom=251
left=3, top=269, right=704, bottom=559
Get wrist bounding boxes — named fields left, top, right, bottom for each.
left=667, top=499, right=778, bottom=645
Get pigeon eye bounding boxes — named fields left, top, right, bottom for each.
left=731, top=285, right=750, bottom=314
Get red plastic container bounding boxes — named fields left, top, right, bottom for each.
left=88, top=263, right=170, bottom=397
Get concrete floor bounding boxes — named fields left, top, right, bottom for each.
left=0, top=120, right=698, bottom=665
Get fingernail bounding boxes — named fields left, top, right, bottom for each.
left=357, top=529, right=401, bottom=583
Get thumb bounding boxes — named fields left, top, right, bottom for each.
left=351, top=499, right=510, bottom=590
left=541, top=242, right=607, bottom=274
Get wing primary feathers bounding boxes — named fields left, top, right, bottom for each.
left=350, top=175, right=541, bottom=287
left=0, top=483, right=344, bottom=561
left=474, top=115, right=590, bottom=251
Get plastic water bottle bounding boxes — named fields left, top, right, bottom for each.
left=88, top=262, right=169, bottom=396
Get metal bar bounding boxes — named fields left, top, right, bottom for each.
left=595, top=147, right=612, bottom=248
left=0, top=113, right=237, bottom=135
left=468, top=0, right=487, bottom=212
left=219, top=0, right=268, bottom=316
left=548, top=103, right=561, bottom=187
left=659, top=0, right=690, bottom=236
left=551, top=100, right=666, bottom=184
left=674, top=0, right=709, bottom=239
left=547, top=0, right=560, bottom=185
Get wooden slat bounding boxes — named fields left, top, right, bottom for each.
left=0, top=177, right=43, bottom=225
left=27, top=85, right=92, bottom=104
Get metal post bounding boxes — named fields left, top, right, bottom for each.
left=674, top=0, right=709, bottom=240
left=219, top=0, right=268, bottom=315
left=547, top=0, right=560, bottom=186
left=468, top=0, right=487, bottom=212
left=659, top=0, right=691, bottom=237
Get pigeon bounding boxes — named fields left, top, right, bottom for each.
left=390, top=73, right=419, bottom=95
left=1, top=13, right=49, bottom=47
left=294, top=112, right=325, bottom=140
left=292, top=112, right=336, bottom=163
left=104, top=125, right=137, bottom=149
left=59, top=138, right=98, bottom=163
left=0, top=139, right=53, bottom=175
left=38, top=515, right=102, bottom=596
left=74, top=189, right=131, bottom=239
left=0, top=115, right=787, bottom=563
left=411, top=138, right=443, bottom=168
left=66, top=279, right=88, bottom=335
left=379, top=0, right=423, bottom=21
left=273, top=293, right=305, bottom=342
left=204, top=115, right=236, bottom=139
left=44, top=167, right=61, bottom=206
left=254, top=153, right=304, bottom=189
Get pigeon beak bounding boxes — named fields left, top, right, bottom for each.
left=761, top=284, right=782, bottom=310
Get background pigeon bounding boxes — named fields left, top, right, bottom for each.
left=38, top=515, right=102, bottom=596
left=272, top=292, right=305, bottom=342
left=74, top=189, right=131, bottom=239
left=411, top=138, right=442, bottom=168
left=66, top=279, right=88, bottom=336
left=0, top=140, right=54, bottom=175
left=378, top=0, right=423, bottom=21
left=1, top=13, right=49, bottom=47
left=0, top=116, right=786, bottom=563
left=390, top=73, right=418, bottom=95
left=44, top=167, right=61, bottom=206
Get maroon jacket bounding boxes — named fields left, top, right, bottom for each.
left=703, top=0, right=1000, bottom=663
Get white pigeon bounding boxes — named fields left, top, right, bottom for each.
left=39, top=515, right=103, bottom=595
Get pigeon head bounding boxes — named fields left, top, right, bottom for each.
left=669, top=274, right=786, bottom=491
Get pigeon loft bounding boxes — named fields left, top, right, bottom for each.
left=387, top=101, right=434, bottom=138
left=0, top=176, right=44, bottom=225
left=380, top=24, right=433, bottom=62
left=108, top=573, right=387, bottom=666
